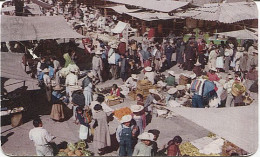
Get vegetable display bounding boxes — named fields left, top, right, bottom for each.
left=57, top=141, right=93, bottom=156
left=113, top=107, right=132, bottom=120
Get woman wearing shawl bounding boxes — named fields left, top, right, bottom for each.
left=63, top=49, right=75, bottom=68
left=82, top=72, right=94, bottom=107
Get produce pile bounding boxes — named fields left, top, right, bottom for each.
left=57, top=141, right=93, bottom=156
left=113, top=107, right=132, bottom=120
left=179, top=142, right=221, bottom=156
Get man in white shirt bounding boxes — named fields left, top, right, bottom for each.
left=65, top=69, right=78, bottom=103
left=29, top=118, right=55, bottom=156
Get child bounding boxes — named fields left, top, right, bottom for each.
left=167, top=135, right=182, bottom=156
left=136, top=94, right=144, bottom=106
left=76, top=107, right=90, bottom=142
left=116, top=115, right=136, bottom=156
left=148, top=129, right=160, bottom=156
left=110, top=84, right=120, bottom=97
left=132, top=132, right=154, bottom=156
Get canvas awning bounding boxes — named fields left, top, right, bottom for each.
left=111, top=21, right=129, bottom=33
left=105, top=0, right=189, bottom=12
left=1, top=6, right=15, bottom=12
left=0, top=15, right=85, bottom=42
left=125, top=11, right=181, bottom=21
left=24, top=4, right=43, bottom=15
left=215, top=29, right=258, bottom=40
left=105, top=5, right=141, bottom=14
left=180, top=2, right=258, bottom=23
left=0, top=52, right=37, bottom=82
left=31, top=0, right=53, bottom=9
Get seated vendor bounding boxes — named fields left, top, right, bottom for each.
left=125, top=74, right=139, bottom=90
left=165, top=71, right=175, bottom=87
left=207, top=68, right=220, bottom=82
left=166, top=87, right=178, bottom=106
left=110, top=84, right=120, bottom=97
left=144, top=66, right=155, bottom=84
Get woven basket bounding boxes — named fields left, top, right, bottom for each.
left=231, top=82, right=246, bottom=96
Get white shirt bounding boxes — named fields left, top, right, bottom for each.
left=29, top=127, right=54, bottom=146
left=144, top=72, right=155, bottom=84
left=53, top=60, right=61, bottom=71
left=65, top=73, right=78, bottom=86
left=125, top=77, right=137, bottom=89
left=224, top=80, right=235, bottom=94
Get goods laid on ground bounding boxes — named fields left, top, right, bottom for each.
left=113, top=107, right=132, bottom=120
left=57, top=141, right=93, bottom=156
left=180, top=142, right=221, bottom=156
left=222, top=141, right=248, bottom=156
left=129, top=80, right=156, bottom=100
left=231, top=82, right=246, bottom=96
left=105, top=95, right=124, bottom=106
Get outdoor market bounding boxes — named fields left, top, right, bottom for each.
left=0, top=0, right=258, bottom=156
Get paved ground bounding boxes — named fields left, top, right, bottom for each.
left=1, top=63, right=258, bottom=156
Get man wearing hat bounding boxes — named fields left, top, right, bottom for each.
left=82, top=72, right=94, bottom=107
left=92, top=49, right=103, bottom=83
left=165, top=71, right=175, bottom=87
left=132, top=132, right=154, bottom=156
left=144, top=66, right=155, bottom=84
left=166, top=87, right=178, bottom=106
left=223, top=74, right=235, bottom=107
left=125, top=74, right=139, bottom=90
left=116, top=115, right=136, bottom=156
left=208, top=46, right=218, bottom=71
left=108, top=44, right=119, bottom=79
left=224, top=44, right=234, bottom=73
left=130, top=105, right=146, bottom=134
left=164, top=42, right=174, bottom=69
left=65, top=67, right=78, bottom=102
left=249, top=49, right=258, bottom=68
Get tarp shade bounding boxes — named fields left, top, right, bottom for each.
left=105, top=0, right=189, bottom=12
left=216, top=29, right=258, bottom=40
left=180, top=2, right=258, bottom=23
left=31, top=0, right=53, bottom=9
left=0, top=15, right=85, bottom=42
left=0, top=52, right=37, bottom=82
left=24, top=4, right=43, bottom=15
left=1, top=6, right=15, bottom=12
left=125, top=11, right=181, bottom=21
left=111, top=21, right=128, bottom=33
left=106, top=5, right=141, bottom=14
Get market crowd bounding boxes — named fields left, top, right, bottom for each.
left=2, top=0, right=258, bottom=156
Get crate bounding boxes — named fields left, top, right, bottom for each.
left=107, top=98, right=124, bottom=106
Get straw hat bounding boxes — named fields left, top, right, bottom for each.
left=145, top=66, right=152, bottom=72
left=111, top=44, right=117, bottom=49
left=120, top=38, right=127, bottom=43
left=190, top=73, right=197, bottom=79
left=43, top=68, right=49, bottom=73
left=167, top=88, right=177, bottom=94
left=87, top=72, right=94, bottom=78
left=228, top=75, right=233, bottom=79
left=53, top=85, right=63, bottom=91
left=237, top=46, right=245, bottom=52
left=167, top=71, right=175, bottom=76
left=210, top=67, right=217, bottom=72
left=176, top=85, right=185, bottom=91
left=95, top=50, right=102, bottom=55
left=131, top=74, right=138, bottom=80
left=120, top=115, right=132, bottom=123
left=130, top=105, right=144, bottom=113
left=149, top=89, right=158, bottom=94
left=138, top=132, right=154, bottom=141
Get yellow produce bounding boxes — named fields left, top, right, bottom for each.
left=180, top=142, right=221, bottom=156
left=64, top=148, right=70, bottom=153
left=75, top=150, right=82, bottom=156
left=113, top=107, right=132, bottom=120
left=68, top=151, right=75, bottom=156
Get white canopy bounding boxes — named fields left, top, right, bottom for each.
left=111, top=21, right=129, bottom=33
left=105, top=0, right=189, bottom=12
left=0, top=15, right=85, bottom=42
left=1, top=52, right=37, bottom=82
left=215, top=29, right=258, bottom=40
left=180, top=2, right=258, bottom=23
left=106, top=5, right=141, bottom=14
left=126, top=11, right=181, bottom=21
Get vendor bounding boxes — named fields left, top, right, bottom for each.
left=110, top=84, right=120, bottom=97
left=144, top=66, right=155, bottom=84
left=167, top=136, right=182, bottom=156
left=125, top=74, right=139, bottom=91
left=166, top=87, right=178, bottom=106
left=136, top=94, right=144, bottom=106
left=223, top=75, right=235, bottom=107
left=65, top=67, right=78, bottom=103
left=207, top=68, right=220, bottom=82
left=165, top=71, right=175, bottom=87
left=130, top=105, right=146, bottom=134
